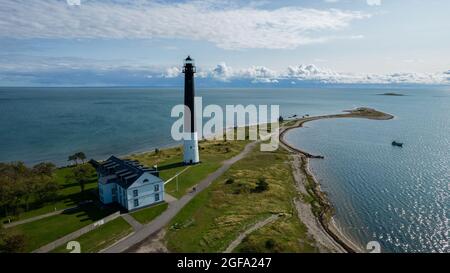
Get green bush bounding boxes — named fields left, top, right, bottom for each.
left=225, top=178, right=235, bottom=185
left=252, top=178, right=269, bottom=193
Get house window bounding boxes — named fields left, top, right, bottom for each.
left=154, top=184, right=159, bottom=192
left=134, top=199, right=139, bottom=207
left=155, top=193, right=160, bottom=202
left=133, top=189, right=138, bottom=197
left=143, top=179, right=149, bottom=183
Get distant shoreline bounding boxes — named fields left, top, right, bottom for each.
left=279, top=107, right=394, bottom=253
left=378, top=92, right=406, bottom=96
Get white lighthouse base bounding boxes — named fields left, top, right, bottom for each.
left=183, top=132, right=200, bottom=165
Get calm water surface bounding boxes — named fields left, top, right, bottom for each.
left=0, top=87, right=448, bottom=252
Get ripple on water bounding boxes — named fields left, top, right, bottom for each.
left=285, top=109, right=449, bottom=253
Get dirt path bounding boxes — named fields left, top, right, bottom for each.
left=223, top=214, right=281, bottom=253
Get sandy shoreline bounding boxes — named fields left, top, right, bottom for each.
left=279, top=107, right=394, bottom=253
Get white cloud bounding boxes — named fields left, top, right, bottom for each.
left=211, top=63, right=234, bottom=81
left=192, top=62, right=449, bottom=85
left=1, top=55, right=448, bottom=85
left=240, top=66, right=278, bottom=80
left=164, top=66, right=182, bottom=78
left=0, top=0, right=370, bottom=49
left=366, top=0, right=382, bottom=6
left=206, top=63, right=278, bottom=82
left=283, top=64, right=449, bottom=84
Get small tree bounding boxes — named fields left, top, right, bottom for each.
left=278, top=116, right=284, bottom=123
left=68, top=155, right=78, bottom=166
left=75, top=152, right=87, bottom=164
left=0, top=228, right=26, bottom=253
left=34, top=176, right=59, bottom=204
left=265, top=239, right=276, bottom=250
left=32, top=162, right=56, bottom=177
left=70, top=164, right=94, bottom=196
left=225, top=178, right=235, bottom=185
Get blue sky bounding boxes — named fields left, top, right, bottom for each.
left=0, top=0, right=449, bottom=86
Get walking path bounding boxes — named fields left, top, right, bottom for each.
left=32, top=211, right=121, bottom=253
left=164, top=193, right=177, bottom=203
left=121, top=214, right=143, bottom=231
left=164, top=166, right=192, bottom=185
left=102, top=140, right=258, bottom=253
left=224, top=214, right=281, bottom=253
left=3, top=202, right=92, bottom=228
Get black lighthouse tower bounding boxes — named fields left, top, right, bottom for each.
left=182, top=56, right=200, bottom=164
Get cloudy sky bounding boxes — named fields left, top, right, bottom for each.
left=1, top=0, right=449, bottom=86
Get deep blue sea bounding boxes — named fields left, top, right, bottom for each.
left=0, top=87, right=448, bottom=252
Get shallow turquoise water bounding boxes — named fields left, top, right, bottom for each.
left=0, top=87, right=448, bottom=252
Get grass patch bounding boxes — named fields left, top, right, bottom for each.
left=234, top=216, right=317, bottom=253
left=164, top=143, right=317, bottom=253
left=9, top=203, right=117, bottom=252
left=52, top=217, right=132, bottom=253
left=130, top=139, right=249, bottom=199
left=130, top=202, right=169, bottom=224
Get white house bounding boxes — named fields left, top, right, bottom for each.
left=90, top=156, right=164, bottom=211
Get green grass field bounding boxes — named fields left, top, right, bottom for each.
left=52, top=217, right=133, bottom=253
left=1, top=165, right=98, bottom=224
left=164, top=143, right=318, bottom=253
left=130, top=138, right=249, bottom=199
left=131, top=202, right=169, bottom=224
left=10, top=203, right=116, bottom=252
